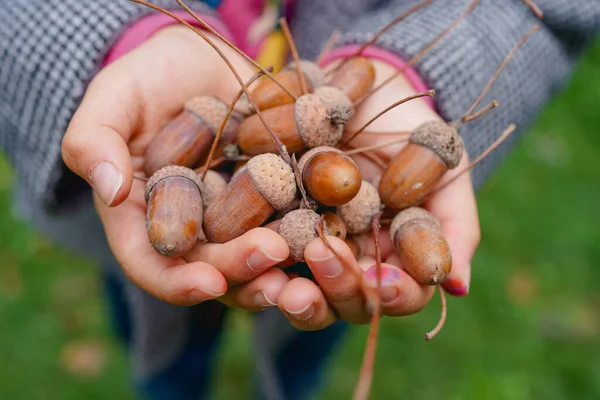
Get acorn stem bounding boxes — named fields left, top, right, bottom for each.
left=522, top=0, right=544, bottom=19
left=344, top=90, right=435, bottom=145
left=451, top=100, right=499, bottom=129
left=462, top=24, right=539, bottom=119
left=326, top=0, right=435, bottom=79
left=170, top=0, right=298, bottom=100
left=343, top=137, right=409, bottom=156
left=353, top=211, right=383, bottom=400
left=425, top=286, right=447, bottom=341
left=279, top=18, right=308, bottom=95
left=201, top=68, right=272, bottom=180
left=355, top=0, right=480, bottom=107
left=316, top=29, right=341, bottom=64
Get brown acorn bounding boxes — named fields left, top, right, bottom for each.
left=203, top=153, right=297, bottom=243
left=237, top=93, right=351, bottom=156
left=245, top=60, right=326, bottom=112
left=389, top=207, right=452, bottom=285
left=327, top=56, right=375, bottom=103
left=322, top=211, right=347, bottom=240
left=145, top=166, right=204, bottom=257
left=378, top=121, right=464, bottom=210
left=267, top=209, right=331, bottom=262
left=297, top=146, right=361, bottom=207
left=143, top=96, right=243, bottom=177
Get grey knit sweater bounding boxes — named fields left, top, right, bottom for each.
left=1, top=0, right=599, bottom=215
left=1, top=0, right=599, bottom=397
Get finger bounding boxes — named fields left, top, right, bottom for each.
left=218, top=268, right=290, bottom=311
left=304, top=236, right=370, bottom=324
left=94, top=181, right=227, bottom=306
left=351, top=228, right=395, bottom=262
left=183, top=228, right=289, bottom=285
left=363, top=254, right=435, bottom=316
left=278, top=277, right=337, bottom=331
left=62, top=69, right=140, bottom=207
left=424, top=153, right=480, bottom=297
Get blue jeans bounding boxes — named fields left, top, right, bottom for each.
left=102, top=270, right=349, bottom=400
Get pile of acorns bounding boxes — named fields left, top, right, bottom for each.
left=142, top=55, right=456, bottom=288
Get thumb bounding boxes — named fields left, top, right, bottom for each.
left=61, top=69, right=137, bottom=207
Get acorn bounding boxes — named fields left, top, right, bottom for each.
left=143, top=96, right=242, bottom=177
left=203, top=153, right=297, bottom=243
left=336, top=180, right=382, bottom=235
left=297, top=146, right=362, bottom=207
left=246, top=60, right=326, bottom=112
left=237, top=93, right=351, bottom=156
left=267, top=209, right=331, bottom=262
left=389, top=207, right=452, bottom=285
left=378, top=121, right=464, bottom=210
left=145, top=166, right=204, bottom=257
left=326, top=56, right=376, bottom=103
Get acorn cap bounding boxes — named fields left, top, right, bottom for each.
left=279, top=209, right=330, bottom=262
left=144, top=165, right=201, bottom=203
left=296, top=146, right=342, bottom=173
left=410, top=120, right=464, bottom=169
left=314, top=86, right=353, bottom=111
left=336, top=180, right=381, bottom=234
left=246, top=153, right=297, bottom=210
left=389, top=207, right=441, bottom=245
left=282, top=60, right=326, bottom=88
left=184, top=96, right=243, bottom=135
left=294, top=93, right=350, bottom=148
left=197, top=170, right=228, bottom=209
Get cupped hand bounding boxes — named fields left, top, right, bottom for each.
left=275, top=59, right=481, bottom=330
left=61, top=25, right=290, bottom=306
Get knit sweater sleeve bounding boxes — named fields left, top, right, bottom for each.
left=292, top=0, right=600, bottom=191
left=0, top=0, right=218, bottom=212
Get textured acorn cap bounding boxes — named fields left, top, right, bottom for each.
left=184, top=96, right=242, bottom=134
left=279, top=209, right=330, bottom=262
left=282, top=60, right=326, bottom=88
left=296, top=146, right=343, bottom=173
left=336, top=180, right=381, bottom=234
left=295, top=93, right=350, bottom=148
left=197, top=170, right=227, bottom=209
left=314, top=86, right=353, bottom=111
left=246, top=153, right=297, bottom=210
left=145, top=165, right=201, bottom=203
left=410, top=120, right=464, bottom=169
left=389, top=207, right=442, bottom=245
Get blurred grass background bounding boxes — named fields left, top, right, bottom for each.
left=1, top=38, right=600, bottom=400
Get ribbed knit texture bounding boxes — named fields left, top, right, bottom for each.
left=0, top=0, right=214, bottom=211
left=291, top=0, right=600, bottom=190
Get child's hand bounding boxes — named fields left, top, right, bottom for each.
left=269, top=60, right=480, bottom=330
left=61, top=26, right=290, bottom=306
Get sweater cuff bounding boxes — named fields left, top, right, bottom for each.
left=319, top=44, right=436, bottom=111
left=103, top=11, right=236, bottom=66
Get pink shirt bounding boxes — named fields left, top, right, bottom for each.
left=103, top=6, right=434, bottom=110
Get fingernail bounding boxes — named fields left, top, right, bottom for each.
left=364, top=266, right=402, bottom=287
left=284, top=303, right=315, bottom=321
left=247, top=247, right=285, bottom=272
left=307, top=250, right=342, bottom=278
left=254, top=291, right=276, bottom=308
left=90, top=161, right=123, bottom=207
left=444, top=264, right=470, bottom=296
left=189, top=288, right=225, bottom=302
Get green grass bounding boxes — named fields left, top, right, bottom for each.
left=2, top=39, right=600, bottom=400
